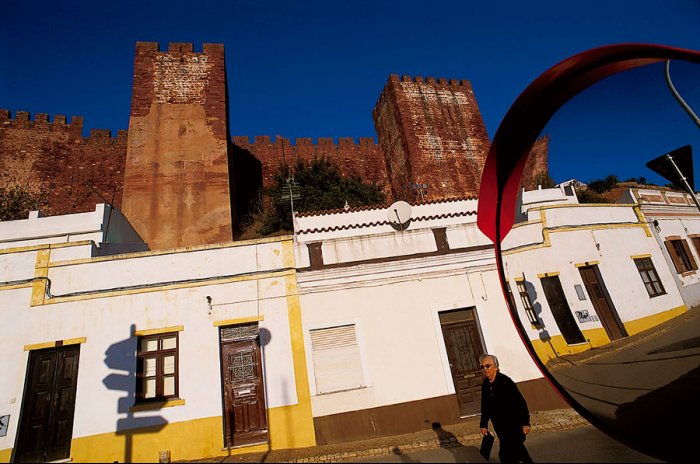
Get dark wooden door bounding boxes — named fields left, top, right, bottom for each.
left=439, top=308, right=484, bottom=417
left=15, top=345, right=80, bottom=463
left=220, top=324, right=268, bottom=448
left=579, top=265, right=628, bottom=341
left=541, top=275, right=586, bottom=345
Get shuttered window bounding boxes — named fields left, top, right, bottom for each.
left=516, top=280, right=541, bottom=326
left=664, top=238, right=698, bottom=274
left=310, top=324, right=364, bottom=394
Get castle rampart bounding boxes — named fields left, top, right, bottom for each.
left=1, top=41, right=549, bottom=244
left=232, top=135, right=389, bottom=194
left=0, top=109, right=127, bottom=217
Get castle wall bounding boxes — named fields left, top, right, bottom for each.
left=122, top=42, right=233, bottom=250
left=2, top=43, right=548, bottom=243
left=0, top=110, right=127, bottom=217
left=232, top=135, right=389, bottom=194
left=522, top=135, right=550, bottom=190
left=373, top=75, right=491, bottom=202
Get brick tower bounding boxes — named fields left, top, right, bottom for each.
left=122, top=42, right=233, bottom=250
left=373, top=75, right=491, bottom=202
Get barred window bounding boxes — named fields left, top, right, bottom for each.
left=136, top=333, right=179, bottom=402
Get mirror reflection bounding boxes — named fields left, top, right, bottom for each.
left=499, top=59, right=700, bottom=462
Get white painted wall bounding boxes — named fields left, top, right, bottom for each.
left=295, top=207, right=540, bottom=419
left=503, top=200, right=685, bottom=344
left=0, top=238, right=299, bottom=449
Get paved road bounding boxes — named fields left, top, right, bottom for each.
left=341, top=425, right=663, bottom=463
left=546, top=308, right=700, bottom=462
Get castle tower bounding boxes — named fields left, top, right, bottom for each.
left=373, top=75, right=491, bottom=202
left=122, top=42, right=233, bottom=250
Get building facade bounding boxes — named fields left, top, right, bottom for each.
left=0, top=209, right=315, bottom=462
left=502, top=186, right=695, bottom=364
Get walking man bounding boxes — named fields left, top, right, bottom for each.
left=479, top=353, right=533, bottom=463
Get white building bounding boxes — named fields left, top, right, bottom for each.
left=292, top=198, right=565, bottom=444
left=502, top=186, right=692, bottom=364
left=6, top=186, right=696, bottom=462
left=0, top=205, right=315, bottom=463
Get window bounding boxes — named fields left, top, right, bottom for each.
left=634, top=257, right=666, bottom=297
left=136, top=333, right=178, bottom=402
left=664, top=238, right=698, bottom=274
left=516, top=280, right=540, bottom=326
left=691, top=236, right=700, bottom=257
left=309, top=324, right=363, bottom=394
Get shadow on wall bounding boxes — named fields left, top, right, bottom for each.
left=230, top=144, right=263, bottom=237
left=103, top=324, right=168, bottom=463
left=522, top=279, right=561, bottom=360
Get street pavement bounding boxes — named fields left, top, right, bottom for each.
left=340, top=425, right=663, bottom=463
left=179, top=309, right=699, bottom=463
left=545, top=307, right=700, bottom=462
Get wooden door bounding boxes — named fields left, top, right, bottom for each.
left=220, top=324, right=268, bottom=448
left=15, top=345, right=80, bottom=463
left=439, top=308, right=484, bottom=417
left=579, top=265, right=628, bottom=340
left=541, top=275, right=586, bottom=344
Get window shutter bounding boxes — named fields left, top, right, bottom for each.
left=681, top=240, right=698, bottom=270
left=310, top=325, right=363, bottom=394
left=665, top=240, right=684, bottom=273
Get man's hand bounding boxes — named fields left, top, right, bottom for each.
left=480, top=427, right=489, bottom=436
left=523, top=425, right=531, bottom=435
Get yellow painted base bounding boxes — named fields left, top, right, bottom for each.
left=531, top=333, right=596, bottom=363
left=1, top=403, right=316, bottom=464
left=623, top=304, right=687, bottom=336
left=530, top=305, right=688, bottom=364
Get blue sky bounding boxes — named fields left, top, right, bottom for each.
left=1, top=0, right=699, bottom=187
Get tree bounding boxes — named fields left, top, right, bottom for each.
left=575, top=187, right=609, bottom=204
left=0, top=185, right=45, bottom=221
left=587, top=174, right=619, bottom=194
left=258, top=157, right=386, bottom=236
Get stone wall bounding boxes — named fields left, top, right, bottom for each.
left=0, top=109, right=126, bottom=216
left=121, top=42, right=233, bottom=250
left=373, top=75, right=491, bottom=202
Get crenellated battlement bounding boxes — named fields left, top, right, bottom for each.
left=231, top=134, right=388, bottom=195
left=84, top=128, right=129, bottom=144
left=389, top=74, right=472, bottom=88
left=0, top=109, right=127, bottom=142
left=233, top=135, right=378, bottom=148
left=0, top=109, right=83, bottom=132
left=134, top=41, right=224, bottom=56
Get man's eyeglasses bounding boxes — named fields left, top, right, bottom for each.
left=480, top=364, right=492, bottom=369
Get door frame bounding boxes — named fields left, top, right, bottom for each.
left=540, top=274, right=586, bottom=345
left=14, top=344, right=81, bottom=463
left=434, top=306, right=486, bottom=417
left=578, top=264, right=628, bottom=340
left=218, top=323, right=269, bottom=449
